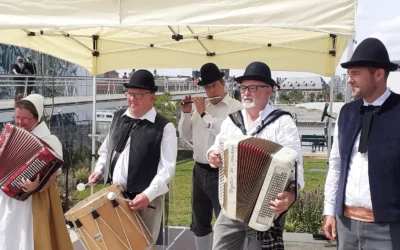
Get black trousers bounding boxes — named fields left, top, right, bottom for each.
left=190, top=162, right=221, bottom=237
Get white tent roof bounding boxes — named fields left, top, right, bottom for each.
left=0, top=0, right=357, bottom=76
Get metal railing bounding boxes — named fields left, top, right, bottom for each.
left=0, top=74, right=222, bottom=101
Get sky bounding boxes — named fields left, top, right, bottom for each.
left=117, top=0, right=400, bottom=93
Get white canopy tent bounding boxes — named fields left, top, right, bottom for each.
left=0, top=0, right=356, bottom=76
left=0, top=0, right=357, bottom=173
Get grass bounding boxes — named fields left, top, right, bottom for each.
left=302, top=158, right=327, bottom=192
left=167, top=157, right=327, bottom=227
left=72, top=185, right=104, bottom=203
left=70, top=158, right=328, bottom=228
left=168, top=160, right=194, bottom=226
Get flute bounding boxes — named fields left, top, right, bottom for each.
left=181, top=96, right=221, bottom=105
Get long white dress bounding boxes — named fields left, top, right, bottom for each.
left=0, top=122, right=63, bottom=250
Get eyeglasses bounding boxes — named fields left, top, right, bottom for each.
left=239, top=85, right=270, bottom=93
left=125, top=92, right=152, bottom=100
left=12, top=116, right=35, bottom=122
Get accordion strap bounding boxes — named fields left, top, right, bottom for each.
left=228, top=111, right=246, bottom=135
left=229, top=109, right=292, bottom=136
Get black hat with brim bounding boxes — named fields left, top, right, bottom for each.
left=234, top=61, right=279, bottom=89
left=123, top=69, right=158, bottom=92
left=197, top=63, right=225, bottom=86
left=341, top=37, right=399, bottom=71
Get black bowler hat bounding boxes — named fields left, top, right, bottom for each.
left=197, top=63, right=225, bottom=86
left=341, top=38, right=398, bottom=71
left=234, top=61, right=279, bottom=88
left=123, top=69, right=158, bottom=92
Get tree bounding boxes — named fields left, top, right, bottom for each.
left=153, top=92, right=178, bottom=126
left=317, top=93, right=323, bottom=101
left=336, top=92, right=344, bottom=102
left=322, top=89, right=330, bottom=101
left=279, top=92, right=290, bottom=103
left=289, top=90, right=304, bottom=103
left=308, top=92, right=315, bottom=102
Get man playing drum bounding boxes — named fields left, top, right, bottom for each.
left=88, top=69, right=177, bottom=243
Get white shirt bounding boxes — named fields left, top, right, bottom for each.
left=94, top=108, right=177, bottom=202
left=207, top=104, right=305, bottom=189
left=178, top=94, right=243, bottom=164
left=323, top=88, right=391, bottom=216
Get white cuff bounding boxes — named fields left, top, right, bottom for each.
left=323, top=203, right=336, bottom=216
left=203, top=114, right=214, bottom=124
left=93, top=166, right=104, bottom=175
left=142, top=187, right=158, bottom=203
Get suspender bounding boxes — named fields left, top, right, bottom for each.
left=228, top=109, right=293, bottom=136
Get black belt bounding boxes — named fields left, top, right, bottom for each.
left=196, top=162, right=218, bottom=172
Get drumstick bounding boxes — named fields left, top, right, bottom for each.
left=77, top=183, right=87, bottom=191
left=181, top=96, right=221, bottom=105
left=107, top=192, right=156, bottom=209
left=76, top=182, right=95, bottom=192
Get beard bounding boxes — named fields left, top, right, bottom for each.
left=242, top=99, right=256, bottom=108
left=17, top=63, right=24, bottom=69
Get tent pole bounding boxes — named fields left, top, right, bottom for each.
left=327, top=76, right=334, bottom=159
left=344, top=38, right=354, bottom=103
left=90, top=58, right=97, bottom=195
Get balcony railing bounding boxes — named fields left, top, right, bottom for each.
left=0, top=74, right=226, bottom=101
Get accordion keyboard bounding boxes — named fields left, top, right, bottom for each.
left=10, top=158, right=47, bottom=189
left=257, top=167, right=290, bottom=224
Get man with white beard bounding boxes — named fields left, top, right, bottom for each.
left=207, top=61, right=304, bottom=249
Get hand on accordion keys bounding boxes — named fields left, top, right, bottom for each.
left=208, top=150, right=222, bottom=168
left=20, top=174, right=40, bottom=193
left=269, top=190, right=296, bottom=214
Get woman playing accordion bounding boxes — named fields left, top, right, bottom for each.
left=0, top=94, right=72, bottom=250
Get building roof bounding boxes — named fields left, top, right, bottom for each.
left=279, top=76, right=328, bottom=90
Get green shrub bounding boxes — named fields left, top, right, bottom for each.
left=285, top=186, right=324, bottom=233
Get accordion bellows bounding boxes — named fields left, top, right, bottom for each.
left=219, top=135, right=297, bottom=231
left=0, top=124, right=63, bottom=200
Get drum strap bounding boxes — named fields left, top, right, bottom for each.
left=109, top=119, right=141, bottom=182
left=229, top=109, right=292, bottom=136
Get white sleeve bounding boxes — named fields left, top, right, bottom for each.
left=323, top=114, right=341, bottom=216
left=142, top=123, right=177, bottom=202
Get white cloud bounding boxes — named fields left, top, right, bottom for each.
left=376, top=16, right=400, bottom=33
left=370, top=32, right=400, bottom=51
left=356, top=5, right=371, bottom=20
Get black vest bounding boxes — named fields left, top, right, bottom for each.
left=106, top=109, right=170, bottom=193
left=336, top=92, right=400, bottom=222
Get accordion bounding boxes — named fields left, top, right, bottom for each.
left=0, top=124, right=64, bottom=201
left=218, top=135, right=297, bottom=231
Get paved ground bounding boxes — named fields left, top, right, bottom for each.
left=70, top=226, right=336, bottom=250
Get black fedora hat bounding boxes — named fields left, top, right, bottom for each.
left=341, top=38, right=398, bottom=71
left=123, top=69, right=158, bottom=92
left=197, top=63, right=225, bottom=86
left=235, top=61, right=279, bottom=88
